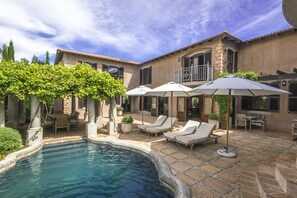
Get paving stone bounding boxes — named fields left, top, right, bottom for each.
left=219, top=172, right=240, bottom=184
left=200, top=164, right=222, bottom=174
left=170, top=161, right=192, bottom=173
left=176, top=173, right=197, bottom=186
left=203, top=178, right=232, bottom=194
left=184, top=157, right=204, bottom=167
left=163, top=155, right=178, bottom=164
left=185, top=168, right=210, bottom=182
left=211, top=159, right=233, bottom=169
left=192, top=184, right=220, bottom=198
left=160, top=147, right=177, bottom=155
left=171, top=152, right=188, bottom=160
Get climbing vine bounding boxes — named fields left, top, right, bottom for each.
left=214, top=71, right=259, bottom=128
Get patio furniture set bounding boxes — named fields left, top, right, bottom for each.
left=235, top=111, right=271, bottom=132
left=138, top=115, right=220, bottom=149
left=50, top=111, right=80, bottom=133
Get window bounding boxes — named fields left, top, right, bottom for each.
left=78, top=61, right=97, bottom=69
left=289, top=81, right=297, bottom=113
left=140, top=66, right=152, bottom=85
left=102, top=64, right=124, bottom=80
left=241, top=82, right=280, bottom=112
left=226, top=49, right=238, bottom=73
left=184, top=51, right=212, bottom=67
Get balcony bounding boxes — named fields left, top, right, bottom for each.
left=174, top=64, right=213, bottom=84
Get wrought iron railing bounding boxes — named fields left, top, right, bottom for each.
left=174, top=64, right=213, bottom=83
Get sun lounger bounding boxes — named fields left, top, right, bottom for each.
left=163, top=120, right=200, bottom=142
left=145, top=117, right=178, bottom=136
left=137, top=115, right=167, bottom=131
left=175, top=122, right=220, bottom=150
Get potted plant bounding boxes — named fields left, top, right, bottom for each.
left=121, top=115, right=134, bottom=133
left=116, top=106, right=123, bottom=116
left=208, top=113, right=219, bottom=129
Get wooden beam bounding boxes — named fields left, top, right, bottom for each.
left=276, top=70, right=287, bottom=75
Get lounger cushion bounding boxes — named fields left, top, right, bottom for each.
left=146, top=117, right=177, bottom=133
left=176, top=123, right=215, bottom=145
left=138, top=115, right=167, bottom=130
left=164, top=125, right=197, bottom=141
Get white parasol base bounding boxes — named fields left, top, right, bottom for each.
left=217, top=148, right=237, bottom=158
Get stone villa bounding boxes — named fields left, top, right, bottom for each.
left=54, top=27, right=297, bottom=132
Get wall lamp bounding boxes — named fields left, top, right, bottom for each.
left=177, top=57, right=181, bottom=62
left=282, top=80, right=287, bottom=86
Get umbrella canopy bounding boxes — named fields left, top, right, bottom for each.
left=126, top=85, right=152, bottom=96
left=190, top=75, right=290, bottom=96
left=145, top=82, right=194, bottom=130
left=189, top=75, right=290, bottom=158
left=126, top=85, right=152, bottom=124
left=145, top=81, right=193, bottom=97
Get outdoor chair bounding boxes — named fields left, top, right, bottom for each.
left=54, top=114, right=70, bottom=133
left=235, top=114, right=248, bottom=130
left=69, top=111, right=80, bottom=127
left=250, top=115, right=266, bottom=132
left=138, top=115, right=167, bottom=131
left=175, top=122, right=220, bottom=150
left=145, top=117, right=178, bottom=136
left=164, top=120, right=200, bottom=142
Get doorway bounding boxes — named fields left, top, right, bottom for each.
left=158, top=97, right=168, bottom=116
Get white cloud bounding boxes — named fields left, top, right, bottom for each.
left=0, top=0, right=290, bottom=62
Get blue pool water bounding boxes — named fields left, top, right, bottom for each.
left=0, top=141, right=173, bottom=198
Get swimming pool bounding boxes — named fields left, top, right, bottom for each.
left=0, top=141, right=173, bottom=198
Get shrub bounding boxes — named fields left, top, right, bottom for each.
left=116, top=106, right=124, bottom=111
left=122, top=115, right=133, bottom=123
left=0, top=127, right=22, bottom=159
left=208, top=113, right=218, bottom=120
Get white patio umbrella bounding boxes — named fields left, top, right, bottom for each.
left=189, top=75, right=290, bottom=158
left=126, top=85, right=152, bottom=124
left=145, top=82, right=194, bottom=129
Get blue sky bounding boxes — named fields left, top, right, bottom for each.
left=0, top=0, right=291, bottom=63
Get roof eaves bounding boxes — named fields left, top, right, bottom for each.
left=140, top=32, right=242, bottom=65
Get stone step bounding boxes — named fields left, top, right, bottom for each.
left=256, top=165, right=294, bottom=198
left=240, top=168, right=261, bottom=198
left=275, top=166, right=297, bottom=196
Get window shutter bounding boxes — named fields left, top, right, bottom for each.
left=149, top=67, right=152, bottom=84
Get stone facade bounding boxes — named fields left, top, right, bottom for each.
left=55, top=28, right=297, bottom=131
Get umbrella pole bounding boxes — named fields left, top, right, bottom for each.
left=171, top=92, right=173, bottom=130
left=226, top=89, right=231, bottom=151
left=142, top=95, right=144, bottom=125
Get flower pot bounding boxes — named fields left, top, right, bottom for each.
left=117, top=111, right=123, bottom=116
left=121, top=123, right=132, bottom=133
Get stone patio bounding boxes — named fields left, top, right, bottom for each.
left=43, top=113, right=297, bottom=197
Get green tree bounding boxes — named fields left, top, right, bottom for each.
left=1, top=44, right=8, bottom=61
left=20, top=58, right=29, bottom=64
left=7, top=40, right=15, bottom=61
left=31, top=55, right=39, bottom=64
left=45, top=51, right=50, bottom=64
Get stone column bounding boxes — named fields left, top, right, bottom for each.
left=7, top=95, right=19, bottom=129
left=86, top=96, right=97, bottom=137
left=95, top=101, right=104, bottom=129
left=107, top=97, right=117, bottom=135
left=27, top=96, right=43, bottom=146
left=19, top=100, right=26, bottom=125
left=0, top=100, right=5, bottom=127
